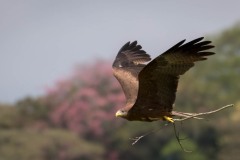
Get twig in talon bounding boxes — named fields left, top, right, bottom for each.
left=175, top=112, right=204, bottom=120
left=130, top=130, right=155, bottom=146
left=178, top=135, right=189, bottom=141
left=130, top=123, right=170, bottom=145
left=173, top=117, right=204, bottom=121
left=130, top=136, right=145, bottom=146
left=173, top=104, right=234, bottom=122
left=173, top=123, right=192, bottom=153
left=130, top=128, right=157, bottom=145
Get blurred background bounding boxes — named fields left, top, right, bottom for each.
left=0, top=1, right=240, bottom=160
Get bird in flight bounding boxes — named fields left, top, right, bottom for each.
left=113, top=37, right=215, bottom=123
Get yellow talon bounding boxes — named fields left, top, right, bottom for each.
left=163, top=116, right=174, bottom=123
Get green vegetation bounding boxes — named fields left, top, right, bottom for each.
left=0, top=23, right=239, bottom=160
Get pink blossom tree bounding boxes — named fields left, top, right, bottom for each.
left=46, top=61, right=126, bottom=159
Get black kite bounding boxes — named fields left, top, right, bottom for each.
left=113, top=37, right=215, bottom=123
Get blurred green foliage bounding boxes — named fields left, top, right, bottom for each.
left=0, top=23, right=239, bottom=160
left=0, top=129, right=103, bottom=160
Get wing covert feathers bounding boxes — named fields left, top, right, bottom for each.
left=131, top=37, right=215, bottom=113
left=112, top=41, right=151, bottom=109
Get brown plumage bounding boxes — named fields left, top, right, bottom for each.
left=113, top=37, right=215, bottom=122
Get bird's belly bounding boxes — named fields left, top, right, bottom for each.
left=128, top=116, right=163, bottom=122
left=128, top=110, right=172, bottom=122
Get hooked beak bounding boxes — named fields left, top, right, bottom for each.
left=115, top=110, right=122, bottom=117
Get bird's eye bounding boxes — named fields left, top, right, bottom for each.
left=120, top=110, right=127, bottom=115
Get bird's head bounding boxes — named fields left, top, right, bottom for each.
left=115, top=109, right=128, bottom=118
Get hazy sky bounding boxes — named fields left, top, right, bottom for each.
left=0, top=1, right=240, bottom=103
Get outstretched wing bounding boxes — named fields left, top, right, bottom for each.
left=112, top=41, right=151, bottom=107
left=131, top=37, right=215, bottom=113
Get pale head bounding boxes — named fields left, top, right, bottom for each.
left=115, top=109, right=128, bottom=118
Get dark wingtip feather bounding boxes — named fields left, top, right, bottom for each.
left=193, top=37, right=204, bottom=43
left=198, top=41, right=212, bottom=45
left=200, top=45, right=215, bottom=50
left=118, top=41, right=130, bottom=54
left=129, top=41, right=138, bottom=49
left=113, top=41, right=151, bottom=68
left=197, top=37, right=204, bottom=40
left=198, top=52, right=215, bottom=56
left=182, top=37, right=204, bottom=47
left=177, top=39, right=186, bottom=46
left=163, top=39, right=186, bottom=54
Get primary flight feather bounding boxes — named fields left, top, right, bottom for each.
left=112, top=37, right=215, bottom=122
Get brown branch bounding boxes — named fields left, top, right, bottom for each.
left=130, top=135, right=146, bottom=145
left=173, top=104, right=234, bottom=122
left=172, top=123, right=192, bottom=152
left=130, top=104, right=234, bottom=148
left=130, top=123, right=169, bottom=145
